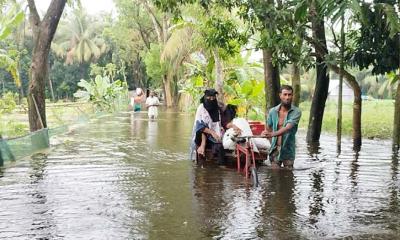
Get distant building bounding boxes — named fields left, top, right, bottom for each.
left=328, top=79, right=354, bottom=101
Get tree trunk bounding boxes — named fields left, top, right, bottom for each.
left=213, top=49, right=224, bottom=103
left=48, top=78, right=55, bottom=102
left=27, top=0, right=66, bottom=132
left=292, top=64, right=301, bottom=106
left=28, top=56, right=47, bottom=130
left=337, top=66, right=343, bottom=153
left=329, top=64, right=362, bottom=148
left=19, top=86, right=24, bottom=104
left=306, top=0, right=330, bottom=143
left=141, top=0, right=163, bottom=44
left=393, top=82, right=400, bottom=148
left=336, top=13, right=345, bottom=153
left=263, top=48, right=280, bottom=113
left=393, top=33, right=400, bottom=148
left=133, top=54, right=144, bottom=88
left=1, top=78, right=4, bottom=93
left=163, top=74, right=174, bottom=107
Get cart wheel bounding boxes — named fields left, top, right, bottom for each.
left=250, top=166, right=258, bottom=187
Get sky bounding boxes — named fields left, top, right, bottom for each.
left=35, top=0, right=116, bottom=16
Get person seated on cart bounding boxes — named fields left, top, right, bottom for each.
left=191, top=89, right=240, bottom=165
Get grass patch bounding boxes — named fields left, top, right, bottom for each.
left=299, top=99, right=394, bottom=139
left=0, top=101, right=95, bottom=139
left=0, top=120, right=28, bottom=137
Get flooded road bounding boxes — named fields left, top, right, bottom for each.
left=0, top=112, right=399, bottom=239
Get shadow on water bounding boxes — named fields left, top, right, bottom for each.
left=308, top=168, right=325, bottom=224
left=27, top=153, right=57, bottom=239
left=0, top=112, right=399, bottom=239
left=258, top=170, right=300, bottom=239
left=388, top=147, right=400, bottom=232
left=307, top=141, right=321, bottom=156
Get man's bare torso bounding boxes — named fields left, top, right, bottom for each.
left=277, top=107, right=288, bottom=146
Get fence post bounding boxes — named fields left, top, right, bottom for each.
left=31, top=94, right=45, bottom=129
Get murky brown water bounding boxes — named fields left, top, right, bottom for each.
left=0, top=112, right=399, bottom=239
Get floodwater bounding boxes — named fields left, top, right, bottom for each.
left=0, top=112, right=399, bottom=239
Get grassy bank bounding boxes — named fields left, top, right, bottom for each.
left=299, top=99, right=394, bottom=139
left=0, top=102, right=95, bottom=138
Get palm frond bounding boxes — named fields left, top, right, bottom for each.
left=377, top=3, right=400, bottom=38
left=52, top=6, right=107, bottom=64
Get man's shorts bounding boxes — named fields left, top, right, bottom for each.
left=269, top=146, right=295, bottom=167
left=134, top=104, right=141, bottom=112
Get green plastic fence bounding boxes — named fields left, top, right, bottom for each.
left=0, top=128, right=49, bottom=164
left=0, top=99, right=128, bottom=166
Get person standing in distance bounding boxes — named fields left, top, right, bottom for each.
left=262, top=85, right=301, bottom=170
left=133, top=88, right=145, bottom=112
left=145, top=90, right=160, bottom=119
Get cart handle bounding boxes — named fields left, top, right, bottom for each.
left=234, top=135, right=267, bottom=139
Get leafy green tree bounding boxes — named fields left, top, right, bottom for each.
left=49, top=56, right=90, bottom=99
left=199, top=13, right=246, bottom=102
left=105, top=0, right=155, bottom=89
left=144, top=43, right=165, bottom=89
left=340, top=1, right=400, bottom=146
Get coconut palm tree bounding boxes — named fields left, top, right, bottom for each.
left=160, top=4, right=247, bottom=105
left=51, top=6, right=106, bottom=65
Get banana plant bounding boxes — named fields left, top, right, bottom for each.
left=0, top=2, right=24, bottom=88
left=74, top=75, right=126, bottom=111
left=223, top=51, right=265, bottom=119
left=224, top=78, right=265, bottom=119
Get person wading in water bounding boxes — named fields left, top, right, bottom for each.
left=262, top=85, right=301, bottom=170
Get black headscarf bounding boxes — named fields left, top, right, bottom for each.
left=201, top=89, right=220, bottom=122
left=223, top=104, right=237, bottom=121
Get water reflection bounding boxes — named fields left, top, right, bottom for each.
left=192, top=166, right=228, bottom=237
left=146, top=120, right=158, bottom=146
left=130, top=112, right=144, bottom=138
left=28, top=153, right=56, bottom=239
left=262, top=170, right=299, bottom=239
left=391, top=147, right=399, bottom=179
left=192, top=165, right=266, bottom=239
left=388, top=148, right=400, bottom=231
left=350, top=151, right=360, bottom=188
left=306, top=141, right=321, bottom=162
left=308, top=169, right=325, bottom=223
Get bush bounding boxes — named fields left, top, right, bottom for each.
left=0, top=92, right=18, bottom=114
left=0, top=120, right=28, bottom=138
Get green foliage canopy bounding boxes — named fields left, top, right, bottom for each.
left=351, top=3, right=399, bottom=75
left=144, top=43, right=166, bottom=89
